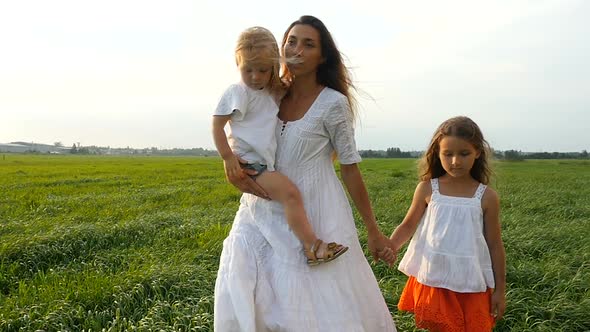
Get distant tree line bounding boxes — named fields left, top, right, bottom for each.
left=360, top=148, right=589, bottom=160
left=5, top=142, right=588, bottom=160
left=500, top=149, right=588, bottom=161
left=360, top=148, right=421, bottom=158
left=68, top=144, right=217, bottom=156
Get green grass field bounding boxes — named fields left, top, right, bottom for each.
left=1, top=155, right=588, bottom=331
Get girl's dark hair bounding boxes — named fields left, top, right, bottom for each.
left=419, top=116, right=493, bottom=184
left=280, top=15, right=357, bottom=119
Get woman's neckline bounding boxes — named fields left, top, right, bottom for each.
left=278, top=86, right=327, bottom=124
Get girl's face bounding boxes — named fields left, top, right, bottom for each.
left=283, top=24, right=323, bottom=78
left=438, top=136, right=481, bottom=179
left=239, top=62, right=272, bottom=91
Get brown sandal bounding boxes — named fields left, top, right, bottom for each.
left=305, top=239, right=348, bottom=266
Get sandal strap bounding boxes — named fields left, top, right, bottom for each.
left=325, top=242, right=340, bottom=258
left=310, top=239, right=323, bottom=254
left=327, top=242, right=340, bottom=249
left=307, top=239, right=323, bottom=261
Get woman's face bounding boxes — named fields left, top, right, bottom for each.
left=283, top=24, right=323, bottom=78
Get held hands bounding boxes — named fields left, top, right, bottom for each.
left=377, top=245, right=397, bottom=267
left=223, top=154, right=269, bottom=199
left=367, top=231, right=397, bottom=267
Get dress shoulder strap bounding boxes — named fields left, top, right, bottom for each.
left=430, top=178, right=440, bottom=194
left=474, top=183, right=487, bottom=200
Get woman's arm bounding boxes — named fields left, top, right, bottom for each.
left=211, top=116, right=268, bottom=198
left=340, top=163, right=392, bottom=263
left=483, top=188, right=506, bottom=321
left=388, top=181, right=430, bottom=252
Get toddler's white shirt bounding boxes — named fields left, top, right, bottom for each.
left=214, top=82, right=279, bottom=171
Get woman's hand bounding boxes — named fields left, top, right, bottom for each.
left=224, top=155, right=269, bottom=199
left=223, top=155, right=244, bottom=182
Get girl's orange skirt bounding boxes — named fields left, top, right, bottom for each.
left=398, top=276, right=495, bottom=332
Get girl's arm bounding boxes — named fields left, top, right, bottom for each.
left=482, top=188, right=506, bottom=321
left=340, top=163, right=392, bottom=264
left=212, top=115, right=240, bottom=169
left=211, top=116, right=268, bottom=198
left=388, top=181, right=430, bottom=252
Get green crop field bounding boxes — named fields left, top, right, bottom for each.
left=1, top=155, right=588, bottom=331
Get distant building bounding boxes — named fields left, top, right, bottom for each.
left=0, top=143, right=29, bottom=153
left=0, top=142, right=70, bottom=153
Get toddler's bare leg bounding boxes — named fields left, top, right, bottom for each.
left=255, top=171, right=318, bottom=249
left=256, top=171, right=348, bottom=263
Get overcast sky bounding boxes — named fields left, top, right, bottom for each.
left=1, top=0, right=588, bottom=152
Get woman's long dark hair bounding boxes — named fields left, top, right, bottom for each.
left=281, top=15, right=357, bottom=119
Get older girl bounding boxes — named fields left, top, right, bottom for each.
left=388, top=116, right=506, bottom=331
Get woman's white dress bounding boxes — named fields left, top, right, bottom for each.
left=214, top=88, right=397, bottom=332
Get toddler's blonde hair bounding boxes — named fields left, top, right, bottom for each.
left=235, top=26, right=284, bottom=96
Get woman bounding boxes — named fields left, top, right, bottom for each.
left=214, top=16, right=397, bottom=331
